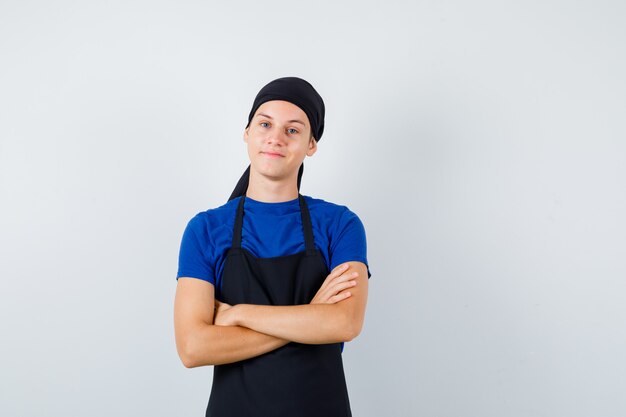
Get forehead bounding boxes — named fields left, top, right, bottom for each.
left=254, top=100, right=309, bottom=125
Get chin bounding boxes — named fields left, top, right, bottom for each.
left=252, top=163, right=298, bottom=181
left=251, top=163, right=283, bottom=178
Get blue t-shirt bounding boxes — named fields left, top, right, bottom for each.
left=176, top=194, right=371, bottom=291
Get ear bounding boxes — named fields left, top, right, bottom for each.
left=243, top=127, right=249, bottom=143
left=306, top=137, right=318, bottom=157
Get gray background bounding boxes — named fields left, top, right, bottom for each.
left=1, top=1, right=625, bottom=416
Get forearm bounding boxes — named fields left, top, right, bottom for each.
left=186, top=323, right=289, bottom=367
left=235, top=303, right=354, bottom=345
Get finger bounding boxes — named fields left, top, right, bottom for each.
left=332, top=262, right=351, bottom=274
left=330, top=270, right=359, bottom=287
left=329, top=263, right=351, bottom=280
left=322, top=266, right=355, bottom=289
left=317, top=280, right=356, bottom=303
left=319, top=265, right=348, bottom=291
left=320, top=279, right=356, bottom=299
left=329, top=291, right=352, bottom=303
left=314, top=265, right=353, bottom=301
left=329, top=279, right=357, bottom=293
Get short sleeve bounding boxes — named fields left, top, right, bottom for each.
left=329, top=208, right=372, bottom=279
left=176, top=214, right=216, bottom=285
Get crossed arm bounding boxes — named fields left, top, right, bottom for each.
left=174, top=261, right=368, bottom=368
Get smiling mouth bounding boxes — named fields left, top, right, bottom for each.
left=262, top=152, right=284, bottom=158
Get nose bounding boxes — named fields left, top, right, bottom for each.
left=266, top=127, right=287, bottom=145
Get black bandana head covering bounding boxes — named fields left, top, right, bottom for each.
left=228, top=76, right=325, bottom=201
left=246, top=76, right=325, bottom=142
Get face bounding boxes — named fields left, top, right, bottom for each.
left=244, top=100, right=318, bottom=183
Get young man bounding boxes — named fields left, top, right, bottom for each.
left=174, top=77, right=371, bottom=417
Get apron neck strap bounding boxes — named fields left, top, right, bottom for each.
left=298, top=194, right=316, bottom=254
left=232, top=194, right=316, bottom=253
left=232, top=194, right=246, bottom=248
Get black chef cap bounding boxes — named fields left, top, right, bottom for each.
left=228, top=77, right=325, bottom=202
left=245, top=76, right=325, bottom=142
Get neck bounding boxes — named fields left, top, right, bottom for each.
left=245, top=167, right=299, bottom=203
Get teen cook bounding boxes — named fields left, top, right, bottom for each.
left=174, top=76, right=371, bottom=417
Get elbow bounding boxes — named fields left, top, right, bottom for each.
left=178, top=340, right=199, bottom=368
left=176, top=322, right=222, bottom=367
left=181, top=344, right=218, bottom=368
left=339, top=312, right=364, bottom=342
left=180, top=339, right=226, bottom=367
left=344, top=323, right=362, bottom=342
left=181, top=356, right=196, bottom=369
left=181, top=352, right=199, bottom=369
left=178, top=336, right=214, bottom=368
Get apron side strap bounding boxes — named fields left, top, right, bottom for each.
left=298, top=194, right=316, bottom=254
left=232, top=195, right=246, bottom=248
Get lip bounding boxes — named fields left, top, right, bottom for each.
left=261, top=151, right=284, bottom=158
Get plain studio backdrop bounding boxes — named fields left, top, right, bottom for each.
left=1, top=1, right=625, bottom=416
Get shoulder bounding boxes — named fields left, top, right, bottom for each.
left=307, top=195, right=371, bottom=277
left=183, top=198, right=240, bottom=240
left=302, top=195, right=365, bottom=229
left=303, top=195, right=356, bottom=215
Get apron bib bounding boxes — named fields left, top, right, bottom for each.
left=206, top=194, right=352, bottom=417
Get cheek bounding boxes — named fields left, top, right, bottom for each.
left=246, top=136, right=261, bottom=149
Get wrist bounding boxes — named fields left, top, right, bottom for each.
left=234, top=304, right=248, bottom=327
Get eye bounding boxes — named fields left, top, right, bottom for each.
left=260, top=122, right=270, bottom=128
left=287, top=128, right=298, bottom=134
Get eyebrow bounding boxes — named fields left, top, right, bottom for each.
left=256, top=113, right=306, bottom=126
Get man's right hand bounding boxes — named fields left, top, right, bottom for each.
left=310, top=263, right=359, bottom=305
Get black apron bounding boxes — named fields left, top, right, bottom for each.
left=206, top=194, right=352, bottom=417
